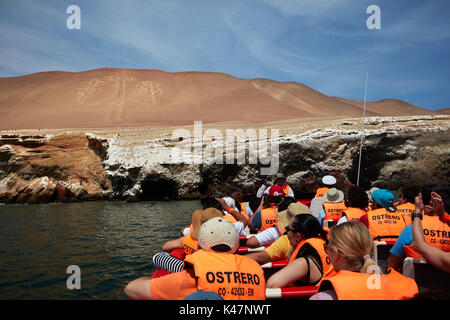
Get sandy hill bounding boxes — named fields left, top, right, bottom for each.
left=435, top=107, right=450, bottom=115
left=0, top=68, right=437, bottom=130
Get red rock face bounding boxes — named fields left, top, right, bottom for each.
left=0, top=133, right=112, bottom=204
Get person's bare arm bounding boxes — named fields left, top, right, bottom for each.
left=217, top=198, right=248, bottom=226
left=246, top=236, right=262, bottom=248
left=412, top=193, right=450, bottom=273
left=245, top=250, right=271, bottom=265
left=266, top=257, right=321, bottom=288
left=162, top=237, right=184, bottom=252
left=386, top=253, right=404, bottom=272
left=124, top=277, right=152, bottom=300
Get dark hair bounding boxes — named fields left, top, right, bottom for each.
left=248, top=196, right=261, bottom=214
left=347, top=186, right=369, bottom=209
left=201, top=197, right=222, bottom=211
left=277, top=196, right=297, bottom=212
left=235, top=201, right=241, bottom=212
left=291, top=214, right=328, bottom=241
left=400, top=187, right=418, bottom=204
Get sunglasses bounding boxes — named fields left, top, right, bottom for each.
left=283, top=226, right=296, bottom=235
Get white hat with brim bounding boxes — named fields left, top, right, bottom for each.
left=278, top=202, right=311, bottom=227
left=272, top=173, right=286, bottom=184
left=322, top=175, right=337, bottom=186
left=198, top=217, right=239, bottom=254
left=322, top=188, right=344, bottom=203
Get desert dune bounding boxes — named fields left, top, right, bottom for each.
left=0, top=68, right=437, bottom=130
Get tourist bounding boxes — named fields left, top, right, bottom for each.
left=336, top=186, right=369, bottom=225
left=366, top=187, right=380, bottom=210
left=315, top=175, right=337, bottom=198
left=386, top=191, right=450, bottom=272
left=395, top=187, right=418, bottom=225
left=124, top=217, right=266, bottom=300
left=317, top=188, right=347, bottom=227
left=256, top=173, right=294, bottom=198
left=410, top=192, right=450, bottom=273
left=359, top=189, right=406, bottom=242
left=246, top=186, right=286, bottom=248
left=153, top=208, right=223, bottom=273
left=265, top=214, right=332, bottom=288
left=309, top=222, right=418, bottom=300
left=245, top=202, right=312, bottom=265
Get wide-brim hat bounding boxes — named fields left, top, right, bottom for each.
left=198, top=217, right=239, bottom=254
left=191, top=208, right=223, bottom=239
left=278, top=202, right=311, bottom=227
left=322, top=188, right=344, bottom=203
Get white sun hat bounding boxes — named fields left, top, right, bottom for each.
left=322, top=175, right=337, bottom=186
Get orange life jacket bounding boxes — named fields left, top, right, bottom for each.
left=318, top=268, right=418, bottom=300
left=368, top=208, right=407, bottom=242
left=182, top=233, right=199, bottom=256
left=222, top=214, right=237, bottom=223
left=316, top=187, right=329, bottom=198
left=323, top=201, right=347, bottom=222
left=183, top=249, right=266, bottom=300
left=282, top=184, right=291, bottom=197
left=343, top=207, right=367, bottom=222
left=288, top=237, right=334, bottom=279
left=259, top=207, right=286, bottom=236
left=403, top=215, right=450, bottom=258
left=396, top=202, right=415, bottom=225
left=239, top=202, right=249, bottom=220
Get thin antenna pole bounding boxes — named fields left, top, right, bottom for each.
left=357, top=72, right=368, bottom=187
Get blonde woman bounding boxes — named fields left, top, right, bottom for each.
left=310, top=222, right=419, bottom=300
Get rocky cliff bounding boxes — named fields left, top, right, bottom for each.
left=1, top=115, right=449, bottom=204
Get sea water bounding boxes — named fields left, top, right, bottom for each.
left=0, top=200, right=199, bottom=299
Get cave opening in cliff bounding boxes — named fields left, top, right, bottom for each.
left=348, top=147, right=380, bottom=190
left=139, top=177, right=179, bottom=201
left=198, top=164, right=242, bottom=194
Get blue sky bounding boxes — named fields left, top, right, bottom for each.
left=0, top=0, right=449, bottom=110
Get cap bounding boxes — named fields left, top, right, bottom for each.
left=322, top=175, right=337, bottom=186
left=191, top=208, right=223, bottom=239
left=273, top=173, right=286, bottom=184
left=323, top=188, right=344, bottom=203
left=198, top=217, right=239, bottom=254
left=278, top=202, right=311, bottom=227
left=268, top=185, right=284, bottom=197
left=372, top=189, right=396, bottom=212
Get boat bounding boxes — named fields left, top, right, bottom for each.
left=149, top=197, right=321, bottom=299
left=151, top=237, right=320, bottom=299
